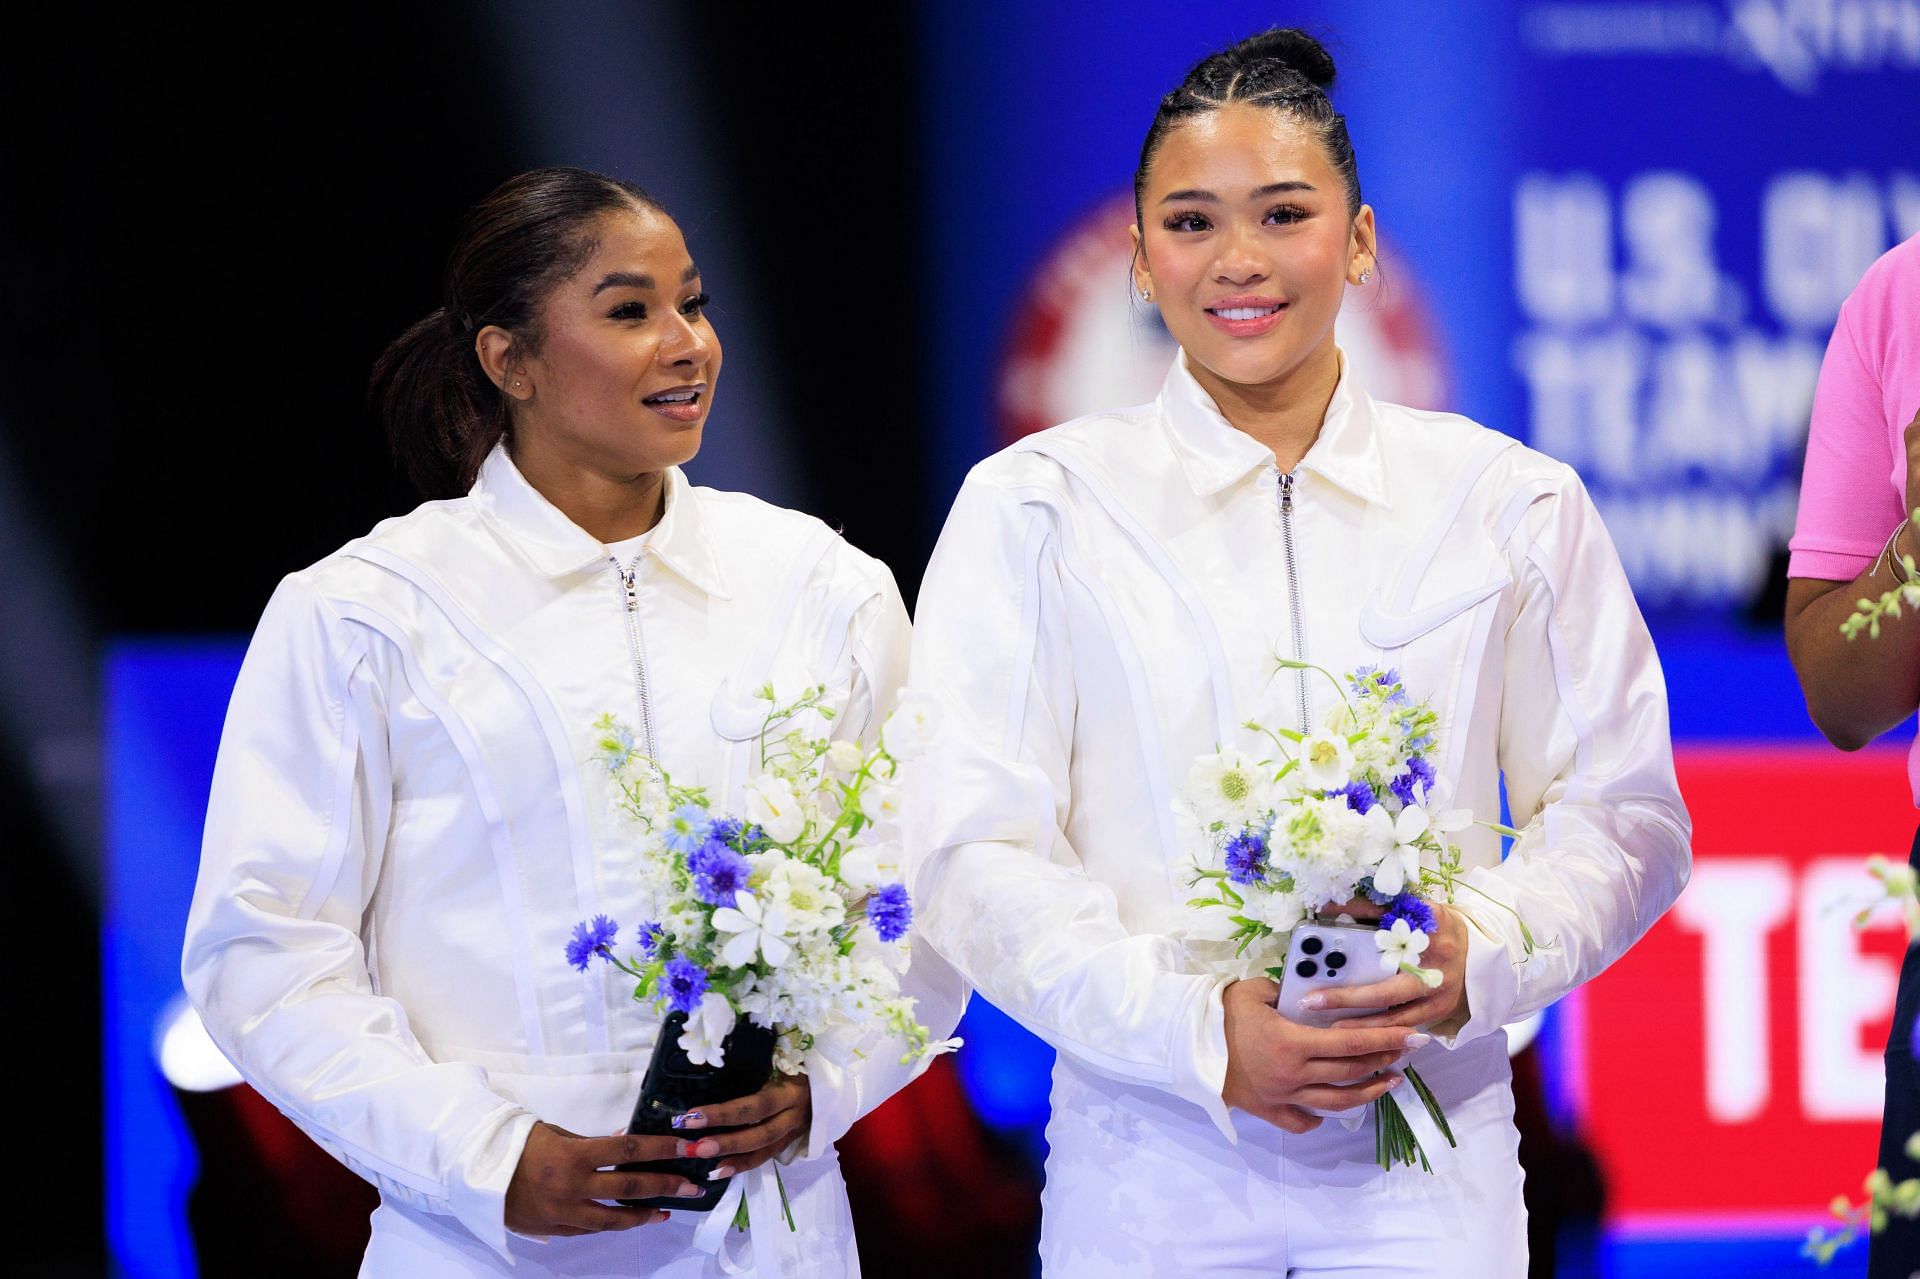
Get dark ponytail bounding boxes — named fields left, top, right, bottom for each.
left=369, top=167, right=663, bottom=498
left=1134, top=29, right=1361, bottom=225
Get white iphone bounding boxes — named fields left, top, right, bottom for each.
left=1274, top=921, right=1390, bottom=1028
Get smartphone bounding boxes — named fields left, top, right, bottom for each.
left=618, top=1018, right=776, bottom=1211
left=1274, top=921, right=1390, bottom=1029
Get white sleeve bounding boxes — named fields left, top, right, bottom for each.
left=181, top=573, right=536, bottom=1259
left=798, top=564, right=971, bottom=1158
left=906, top=476, right=1235, bottom=1139
left=1444, top=471, right=1693, bottom=1046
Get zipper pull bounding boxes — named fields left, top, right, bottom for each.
left=623, top=573, right=639, bottom=612
left=1278, top=470, right=1295, bottom=509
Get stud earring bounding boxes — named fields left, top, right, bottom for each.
left=1358, top=268, right=1372, bottom=285
left=1140, top=288, right=1153, bottom=302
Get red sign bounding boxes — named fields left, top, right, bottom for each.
left=1577, top=743, right=1911, bottom=1231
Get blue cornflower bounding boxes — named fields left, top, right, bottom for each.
left=1389, top=757, right=1436, bottom=808
left=663, top=955, right=708, bottom=1015
left=708, top=816, right=745, bottom=847
left=867, top=882, right=913, bottom=943
left=1327, top=780, right=1376, bottom=815
left=1223, top=830, right=1268, bottom=884
left=739, top=823, right=767, bottom=847
left=1381, top=893, right=1437, bottom=935
left=635, top=920, right=666, bottom=959
left=687, top=844, right=753, bottom=906
left=662, top=803, right=712, bottom=856
left=565, top=914, right=619, bottom=971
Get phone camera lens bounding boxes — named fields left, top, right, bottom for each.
left=1295, top=960, right=1318, bottom=978
left=1300, top=937, right=1324, bottom=955
left=1326, top=952, right=1347, bottom=970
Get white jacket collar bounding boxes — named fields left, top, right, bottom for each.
left=470, top=444, right=731, bottom=597
left=1158, top=350, right=1392, bottom=507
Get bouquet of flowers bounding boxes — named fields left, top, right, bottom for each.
left=564, top=684, right=958, bottom=1224
left=1180, top=661, right=1537, bottom=1171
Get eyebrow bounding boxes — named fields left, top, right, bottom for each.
left=1159, top=181, right=1318, bottom=204
left=591, top=263, right=703, bottom=295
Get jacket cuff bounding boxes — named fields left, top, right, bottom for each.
left=796, top=1056, right=859, bottom=1160
left=452, top=1106, right=540, bottom=1261
left=1434, top=906, right=1521, bottom=1050
left=1169, top=974, right=1237, bottom=1143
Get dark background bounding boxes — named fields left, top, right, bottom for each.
left=3, top=6, right=923, bottom=1270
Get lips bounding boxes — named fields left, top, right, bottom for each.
left=642, top=384, right=707, bottom=423
left=1203, top=296, right=1288, bottom=337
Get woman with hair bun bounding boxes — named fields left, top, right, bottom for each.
left=182, top=166, right=963, bottom=1276
left=908, top=30, right=1689, bottom=1275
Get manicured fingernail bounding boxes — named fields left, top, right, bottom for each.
left=671, top=1111, right=705, bottom=1130
left=1299, top=994, right=1327, bottom=1011
left=706, top=1164, right=736, bottom=1181
left=675, top=1139, right=696, bottom=1157
left=693, top=1139, right=719, bottom=1159
left=1405, top=1032, right=1432, bottom=1049
left=676, top=1181, right=703, bottom=1197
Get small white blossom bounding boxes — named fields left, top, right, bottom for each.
left=678, top=992, right=738, bottom=1068
left=743, top=773, right=806, bottom=843
left=1374, top=916, right=1431, bottom=975
left=861, top=777, right=906, bottom=827
left=759, top=858, right=846, bottom=935
left=881, top=693, right=942, bottom=760
left=1370, top=805, right=1429, bottom=897
left=1187, top=749, right=1275, bottom=829
left=1295, top=730, right=1355, bottom=792
left=827, top=740, right=865, bottom=773
left=711, top=891, right=795, bottom=968
left=839, top=842, right=900, bottom=894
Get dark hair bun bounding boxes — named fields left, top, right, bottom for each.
left=1229, top=28, right=1337, bottom=92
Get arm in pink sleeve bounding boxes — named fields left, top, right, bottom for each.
left=1788, top=306, right=1900, bottom=581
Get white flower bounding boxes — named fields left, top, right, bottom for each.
left=839, top=842, right=900, bottom=894
left=1243, top=882, right=1310, bottom=933
left=772, top=1033, right=807, bottom=1076
left=677, top=992, right=738, bottom=1068
left=827, top=740, right=866, bottom=773
left=743, top=773, right=806, bottom=843
left=711, top=891, right=795, bottom=969
left=1374, top=917, right=1431, bottom=975
left=861, top=777, right=906, bottom=827
left=812, top=1015, right=883, bottom=1067
left=881, top=694, right=941, bottom=761
left=759, top=857, right=846, bottom=935
left=1295, top=730, right=1355, bottom=792
left=1187, top=749, right=1274, bottom=828
left=1370, top=804, right=1429, bottom=897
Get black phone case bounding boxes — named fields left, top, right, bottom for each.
left=619, top=1012, right=777, bottom=1211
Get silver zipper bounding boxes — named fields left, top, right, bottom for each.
left=1276, top=470, right=1310, bottom=733
left=612, top=555, right=660, bottom=762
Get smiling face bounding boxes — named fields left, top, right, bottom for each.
left=492, top=204, right=722, bottom=480
left=1132, top=103, right=1374, bottom=406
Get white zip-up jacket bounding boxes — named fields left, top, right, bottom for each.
left=183, top=444, right=965, bottom=1275
left=908, top=353, right=1691, bottom=1143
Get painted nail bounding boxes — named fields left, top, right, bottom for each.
left=693, top=1138, right=720, bottom=1159
left=1299, top=994, right=1327, bottom=1012
left=675, top=1139, right=696, bottom=1158
left=706, top=1164, right=737, bottom=1181
left=676, top=1181, right=703, bottom=1197
left=1405, top=1032, right=1432, bottom=1049
left=671, top=1111, right=706, bottom=1130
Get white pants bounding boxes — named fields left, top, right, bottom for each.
left=358, top=1152, right=862, bottom=1279
left=1037, top=1033, right=1528, bottom=1277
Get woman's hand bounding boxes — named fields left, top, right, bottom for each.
left=1304, top=898, right=1471, bottom=1033
left=671, top=1073, right=812, bottom=1180
left=504, top=1121, right=703, bottom=1236
left=1220, top=977, right=1427, bottom=1133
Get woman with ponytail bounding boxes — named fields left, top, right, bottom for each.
left=183, top=167, right=963, bottom=1277
left=907, top=30, right=1689, bottom=1275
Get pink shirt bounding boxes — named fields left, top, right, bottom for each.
left=1787, top=232, right=1920, bottom=801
